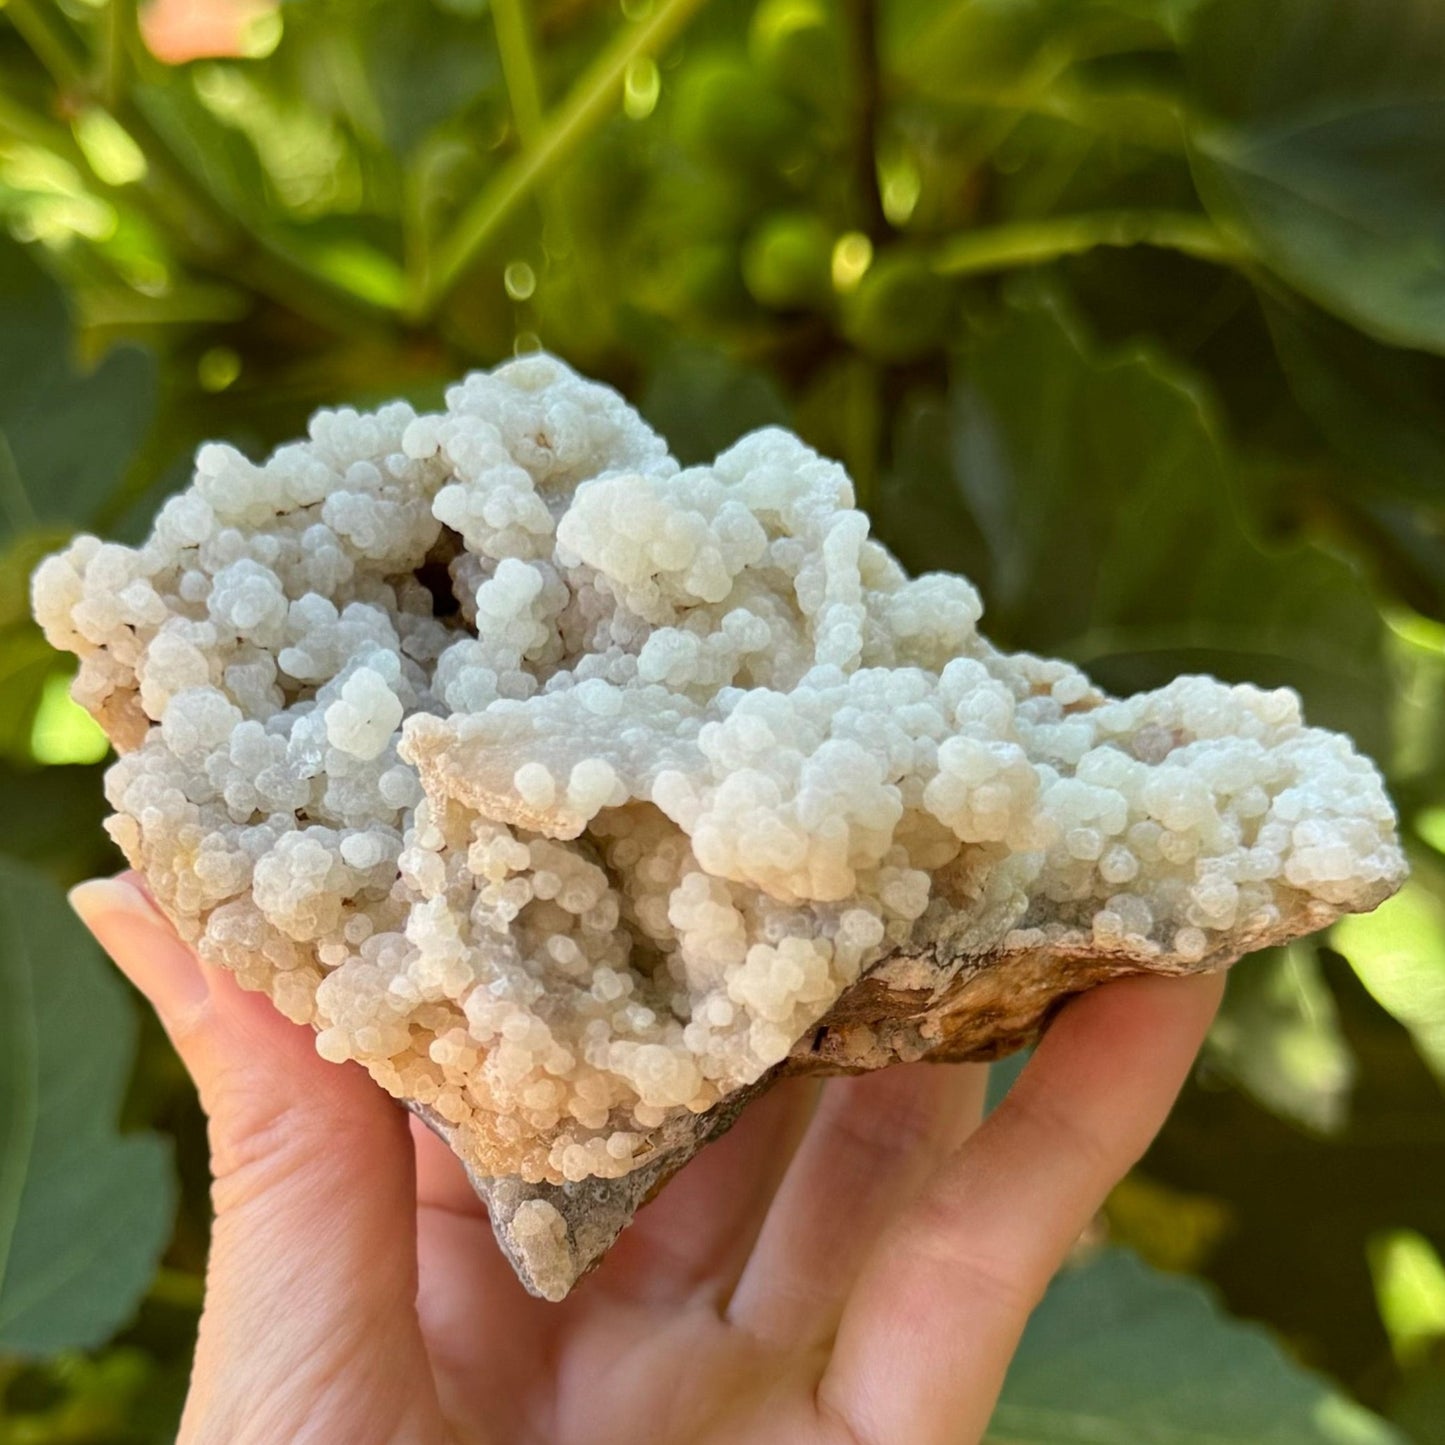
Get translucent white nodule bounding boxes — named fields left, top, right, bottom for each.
left=32, top=352, right=1406, bottom=1186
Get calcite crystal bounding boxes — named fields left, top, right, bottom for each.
left=34, top=355, right=1405, bottom=1298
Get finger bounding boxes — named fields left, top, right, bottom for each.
left=412, top=1113, right=489, bottom=1219
left=70, top=874, right=451, bottom=1445
left=410, top=1127, right=559, bottom=1445
left=408, top=1114, right=556, bottom=1366
left=728, top=1061, right=987, bottom=1347
left=595, top=1074, right=820, bottom=1308
left=819, top=971, right=1224, bottom=1445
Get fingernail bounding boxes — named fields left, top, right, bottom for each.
left=69, top=875, right=163, bottom=928
left=69, top=875, right=211, bottom=1015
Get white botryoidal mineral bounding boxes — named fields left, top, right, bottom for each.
left=34, top=354, right=1405, bottom=1191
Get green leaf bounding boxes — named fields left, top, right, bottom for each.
left=0, top=239, right=157, bottom=537
left=0, top=625, right=67, bottom=765
left=1368, top=1228, right=1445, bottom=1368
left=991, top=1247, right=1405, bottom=1443
left=1208, top=944, right=1356, bottom=1134
left=1184, top=0, right=1445, bottom=354
left=0, top=241, right=156, bottom=762
left=29, top=672, right=109, bottom=767
left=1261, top=295, right=1445, bottom=619
left=879, top=286, right=1390, bottom=754
left=357, top=0, right=503, bottom=158
left=1389, top=1366, right=1445, bottom=1445
left=128, top=77, right=273, bottom=235
left=5, top=341, right=156, bottom=531
left=0, top=859, right=174, bottom=1355
left=0, top=233, right=69, bottom=426
left=637, top=341, right=792, bottom=468
left=1264, top=296, right=1445, bottom=510
left=1333, top=877, right=1445, bottom=1087
left=0, top=762, right=112, bottom=875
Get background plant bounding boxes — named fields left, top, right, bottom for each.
left=1, top=0, right=1443, bottom=1439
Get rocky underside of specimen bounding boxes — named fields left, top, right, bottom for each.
left=34, top=355, right=1405, bottom=1298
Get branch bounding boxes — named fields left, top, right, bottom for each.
left=99, top=0, right=137, bottom=109
left=418, top=0, right=710, bottom=318
left=932, top=210, right=1242, bottom=277
left=842, top=0, right=887, bottom=239
left=492, top=0, right=544, bottom=148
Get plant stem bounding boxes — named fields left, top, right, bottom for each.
left=933, top=210, right=1242, bottom=277
left=100, top=0, right=137, bottom=109
left=492, top=0, right=545, bottom=149
left=842, top=0, right=887, bottom=240
left=4, top=0, right=89, bottom=93
left=419, top=0, right=710, bottom=318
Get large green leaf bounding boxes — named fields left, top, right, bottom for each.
left=991, top=1247, right=1405, bottom=1443
left=1262, top=296, right=1445, bottom=620
left=1184, top=0, right=1445, bottom=355
left=0, top=761, right=112, bottom=875
left=0, top=860, right=174, bottom=1354
left=0, top=232, right=69, bottom=432
left=0, top=240, right=155, bottom=765
left=877, top=287, right=1390, bottom=754
left=5, top=343, right=157, bottom=532
left=1264, top=297, right=1445, bottom=510
left=0, top=239, right=156, bottom=537
left=638, top=341, right=792, bottom=468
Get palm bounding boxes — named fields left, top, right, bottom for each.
left=69, top=879, right=1219, bottom=1445
left=411, top=1069, right=976, bottom=1445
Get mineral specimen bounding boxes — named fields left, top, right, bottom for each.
left=33, top=354, right=1405, bottom=1298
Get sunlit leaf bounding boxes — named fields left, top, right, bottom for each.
left=28, top=673, right=109, bottom=767
left=0, top=627, right=63, bottom=765
left=1418, top=808, right=1445, bottom=856
left=1334, top=877, right=1445, bottom=1086
left=1208, top=944, right=1356, bottom=1134
left=1385, top=612, right=1445, bottom=793
left=1368, top=1229, right=1445, bottom=1368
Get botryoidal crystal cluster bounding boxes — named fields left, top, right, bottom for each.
left=34, top=355, right=1404, bottom=1288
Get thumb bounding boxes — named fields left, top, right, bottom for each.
left=69, top=874, right=446, bottom=1445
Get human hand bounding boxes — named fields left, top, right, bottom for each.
left=71, top=872, right=1223, bottom=1445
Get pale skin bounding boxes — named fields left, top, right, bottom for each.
left=70, top=872, right=1224, bottom=1445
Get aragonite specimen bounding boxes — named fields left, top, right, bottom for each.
left=33, top=354, right=1405, bottom=1298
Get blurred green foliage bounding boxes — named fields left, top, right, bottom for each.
left=0, top=0, right=1443, bottom=1438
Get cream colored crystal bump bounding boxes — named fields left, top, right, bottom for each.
left=34, top=355, right=1405, bottom=1273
